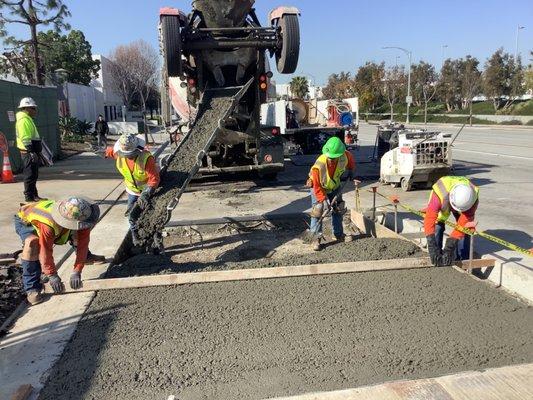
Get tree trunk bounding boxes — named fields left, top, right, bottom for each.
left=424, top=101, right=428, bottom=125
left=469, top=100, right=473, bottom=126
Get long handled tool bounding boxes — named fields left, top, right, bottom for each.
left=302, top=180, right=350, bottom=243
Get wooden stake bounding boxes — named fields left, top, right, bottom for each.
left=10, top=384, right=33, bottom=400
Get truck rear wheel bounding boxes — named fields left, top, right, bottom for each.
left=276, top=14, right=300, bottom=74
left=161, top=15, right=182, bottom=77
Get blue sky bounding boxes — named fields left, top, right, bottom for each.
left=2, top=0, right=532, bottom=84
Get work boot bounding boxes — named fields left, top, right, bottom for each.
left=85, top=250, right=106, bottom=265
left=26, top=290, right=43, bottom=306
left=312, top=238, right=322, bottom=251
left=32, top=195, right=48, bottom=201
left=333, top=234, right=350, bottom=242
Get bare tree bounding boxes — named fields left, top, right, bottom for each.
left=0, top=0, right=70, bottom=85
left=412, top=61, right=438, bottom=124
left=383, top=66, right=406, bottom=120
left=108, top=45, right=138, bottom=109
left=460, top=56, right=482, bottom=126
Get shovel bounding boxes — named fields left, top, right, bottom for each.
left=302, top=180, right=350, bottom=244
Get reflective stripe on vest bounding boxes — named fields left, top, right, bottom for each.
left=116, top=151, right=152, bottom=194
left=17, top=200, right=71, bottom=244
left=309, top=153, right=348, bottom=193
left=431, top=176, right=479, bottom=222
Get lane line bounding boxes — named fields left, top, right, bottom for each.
left=453, top=148, right=533, bottom=161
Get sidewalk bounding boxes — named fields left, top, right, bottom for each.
left=0, top=152, right=124, bottom=255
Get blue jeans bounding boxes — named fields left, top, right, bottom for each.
left=127, top=193, right=139, bottom=227
left=13, top=215, right=42, bottom=292
left=435, top=222, right=471, bottom=261
left=310, top=189, right=344, bottom=237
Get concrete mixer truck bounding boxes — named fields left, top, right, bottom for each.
left=159, top=0, right=300, bottom=178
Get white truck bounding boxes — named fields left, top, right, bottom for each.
left=380, top=129, right=452, bottom=191
left=261, top=98, right=358, bottom=155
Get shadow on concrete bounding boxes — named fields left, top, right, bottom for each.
left=36, top=303, right=129, bottom=400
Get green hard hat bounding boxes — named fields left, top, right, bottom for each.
left=322, top=136, right=346, bottom=159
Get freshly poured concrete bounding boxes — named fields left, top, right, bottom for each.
left=39, top=268, right=533, bottom=400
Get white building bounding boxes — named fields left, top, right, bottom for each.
left=274, top=83, right=323, bottom=100
left=90, top=54, right=124, bottom=121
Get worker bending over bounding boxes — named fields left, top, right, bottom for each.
left=105, top=133, right=160, bottom=220
left=308, top=136, right=356, bottom=251
left=424, top=176, right=478, bottom=266
left=13, top=197, right=100, bottom=305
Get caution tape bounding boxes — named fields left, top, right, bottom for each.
left=370, top=189, right=533, bottom=258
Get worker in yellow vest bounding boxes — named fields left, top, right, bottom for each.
left=16, top=97, right=45, bottom=202
left=105, top=133, right=160, bottom=222
left=308, top=136, right=356, bottom=251
left=424, top=176, right=479, bottom=266
left=13, top=197, right=100, bottom=305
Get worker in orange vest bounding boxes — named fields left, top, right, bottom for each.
left=13, top=197, right=100, bottom=305
left=105, top=133, right=160, bottom=223
left=308, top=136, right=356, bottom=251
left=424, top=176, right=479, bottom=266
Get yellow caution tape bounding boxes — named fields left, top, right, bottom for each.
left=370, top=189, right=533, bottom=258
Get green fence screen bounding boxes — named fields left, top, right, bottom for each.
left=0, top=80, right=60, bottom=172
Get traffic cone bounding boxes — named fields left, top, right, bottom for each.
left=1, top=152, right=15, bottom=183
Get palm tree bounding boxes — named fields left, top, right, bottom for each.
left=289, top=76, right=309, bottom=99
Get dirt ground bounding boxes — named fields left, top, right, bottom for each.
left=0, top=264, right=23, bottom=332
left=39, top=267, right=533, bottom=400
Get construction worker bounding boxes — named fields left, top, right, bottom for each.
left=424, top=176, right=479, bottom=266
left=308, top=136, right=356, bottom=251
left=105, top=133, right=160, bottom=219
left=16, top=97, right=44, bottom=202
left=13, top=197, right=100, bottom=305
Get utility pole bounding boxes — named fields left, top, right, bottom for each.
left=441, top=44, right=448, bottom=68
left=515, top=25, right=525, bottom=60
left=383, top=46, right=412, bottom=124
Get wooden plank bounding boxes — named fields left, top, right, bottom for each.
left=10, top=384, right=33, bottom=400
left=351, top=210, right=409, bottom=241
left=45, top=256, right=434, bottom=294
left=45, top=257, right=494, bottom=294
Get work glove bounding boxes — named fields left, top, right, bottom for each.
left=310, top=202, right=325, bottom=218
left=47, top=273, right=65, bottom=293
left=332, top=200, right=347, bottom=215
left=442, top=237, right=459, bottom=266
left=347, top=170, right=354, bottom=181
left=70, top=271, right=82, bottom=290
left=426, top=234, right=443, bottom=267
left=137, top=187, right=154, bottom=210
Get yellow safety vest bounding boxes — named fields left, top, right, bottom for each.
left=309, top=153, right=348, bottom=193
left=432, top=176, right=479, bottom=222
left=116, top=150, right=152, bottom=194
left=18, top=200, right=71, bottom=245
left=15, top=111, right=40, bottom=151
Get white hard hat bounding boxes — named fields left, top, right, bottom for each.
left=449, top=184, right=476, bottom=212
left=116, top=133, right=145, bottom=156
left=18, top=97, right=37, bottom=108
left=51, top=196, right=100, bottom=230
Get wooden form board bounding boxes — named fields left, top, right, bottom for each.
left=44, top=257, right=494, bottom=295
left=350, top=209, right=408, bottom=241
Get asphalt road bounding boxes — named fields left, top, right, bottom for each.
left=356, top=123, right=533, bottom=260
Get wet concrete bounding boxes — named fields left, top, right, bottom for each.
left=107, top=237, right=423, bottom=278
left=39, top=268, right=533, bottom=400
left=113, top=88, right=240, bottom=263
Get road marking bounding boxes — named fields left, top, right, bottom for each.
left=454, top=148, right=533, bottom=161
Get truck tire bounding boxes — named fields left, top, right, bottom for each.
left=276, top=14, right=300, bottom=74
left=401, top=177, right=412, bottom=192
left=161, top=15, right=182, bottom=77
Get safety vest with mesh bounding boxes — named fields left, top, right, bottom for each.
left=15, top=111, right=40, bottom=151
left=116, top=151, right=152, bottom=194
left=17, top=200, right=71, bottom=245
left=432, top=176, right=479, bottom=222
left=309, top=153, right=348, bottom=193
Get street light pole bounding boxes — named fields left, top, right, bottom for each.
left=441, top=44, right=448, bottom=67
left=382, top=46, right=412, bottom=124
left=515, top=25, right=525, bottom=60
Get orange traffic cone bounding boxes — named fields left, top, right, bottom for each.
left=1, top=152, right=15, bottom=183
